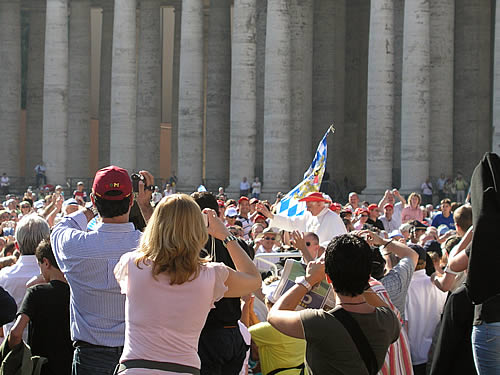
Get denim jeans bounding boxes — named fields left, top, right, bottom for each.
left=72, top=346, right=123, bottom=375
left=472, top=322, right=500, bottom=375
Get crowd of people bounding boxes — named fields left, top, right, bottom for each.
left=0, top=156, right=498, bottom=375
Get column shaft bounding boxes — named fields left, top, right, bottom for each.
left=68, top=0, right=91, bottom=178
left=205, top=0, right=231, bottom=189
left=136, top=0, right=161, bottom=175
left=0, top=0, right=21, bottom=177
left=177, top=0, right=204, bottom=191
left=429, top=0, right=454, bottom=181
left=364, top=0, right=395, bottom=195
left=454, top=1, right=492, bottom=177
left=262, top=0, right=291, bottom=193
left=400, top=0, right=430, bottom=192
left=25, top=1, right=46, bottom=179
left=289, top=0, right=313, bottom=186
left=43, top=0, right=69, bottom=184
left=98, top=1, right=114, bottom=168
left=254, top=0, right=266, bottom=180
left=110, top=0, right=137, bottom=171
left=228, top=0, right=257, bottom=192
left=171, top=2, right=182, bottom=176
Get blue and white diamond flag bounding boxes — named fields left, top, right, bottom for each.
left=275, top=125, right=335, bottom=217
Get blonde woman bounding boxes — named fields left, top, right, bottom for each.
left=113, top=194, right=261, bottom=374
left=401, top=192, right=424, bottom=223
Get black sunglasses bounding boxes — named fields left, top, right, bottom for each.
left=264, top=236, right=276, bottom=241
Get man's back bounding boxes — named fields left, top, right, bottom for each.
left=405, top=269, right=447, bottom=365
left=0, top=255, right=40, bottom=335
left=51, top=211, right=141, bottom=346
left=300, top=307, right=400, bottom=374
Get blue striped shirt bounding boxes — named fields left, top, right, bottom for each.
left=51, top=211, right=141, bottom=347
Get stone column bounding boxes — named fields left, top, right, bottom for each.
left=262, top=0, right=291, bottom=194
left=0, top=0, right=21, bottom=177
left=205, top=0, right=231, bottom=189
left=494, top=0, right=500, bottom=155
left=254, top=0, right=267, bottom=180
left=98, top=1, right=114, bottom=168
left=110, top=0, right=137, bottom=171
left=429, top=0, right=454, bottom=181
left=289, top=0, right=313, bottom=185
left=25, top=0, right=46, bottom=179
left=43, top=0, right=69, bottom=184
left=400, top=0, right=430, bottom=193
left=171, top=2, right=182, bottom=176
left=177, top=0, right=204, bottom=191
left=312, top=0, right=345, bottom=183
left=68, top=0, right=91, bottom=178
left=228, top=0, right=257, bottom=193
left=136, top=0, right=161, bottom=175
left=363, top=0, right=395, bottom=197
left=454, top=1, right=492, bottom=177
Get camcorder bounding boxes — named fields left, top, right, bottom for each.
left=131, top=173, right=154, bottom=193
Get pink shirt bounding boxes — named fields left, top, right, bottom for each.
left=114, top=251, right=229, bottom=374
left=401, top=206, right=424, bottom=223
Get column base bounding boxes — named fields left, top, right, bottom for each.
left=359, top=188, right=387, bottom=205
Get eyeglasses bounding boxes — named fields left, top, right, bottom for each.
left=264, top=236, right=276, bottom=241
left=361, top=214, right=368, bottom=217
left=227, top=216, right=237, bottom=219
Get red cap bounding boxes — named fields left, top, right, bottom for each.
left=217, top=200, right=225, bottom=207
left=92, top=166, right=132, bottom=200
left=384, top=203, right=394, bottom=209
left=368, top=204, right=379, bottom=211
left=342, top=208, right=352, bottom=214
left=255, top=215, right=267, bottom=222
left=249, top=198, right=259, bottom=205
left=238, top=196, right=249, bottom=204
left=355, top=207, right=369, bottom=215
left=298, top=192, right=330, bottom=203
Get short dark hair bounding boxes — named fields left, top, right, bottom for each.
left=35, top=239, right=59, bottom=270
left=94, top=194, right=131, bottom=218
left=191, top=192, right=219, bottom=211
left=304, top=232, right=319, bottom=243
left=440, top=198, right=452, bottom=206
left=325, top=234, right=372, bottom=297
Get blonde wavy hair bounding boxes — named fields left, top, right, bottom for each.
left=135, top=193, right=209, bottom=285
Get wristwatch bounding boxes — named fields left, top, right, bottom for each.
left=222, top=235, right=238, bottom=246
left=295, top=276, right=312, bottom=292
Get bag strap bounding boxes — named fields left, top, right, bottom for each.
left=115, top=359, right=200, bottom=375
left=332, top=308, right=378, bottom=375
left=267, top=362, right=305, bottom=375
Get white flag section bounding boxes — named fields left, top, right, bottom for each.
left=275, top=126, right=334, bottom=217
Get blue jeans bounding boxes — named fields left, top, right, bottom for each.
left=72, top=346, right=123, bottom=375
left=472, top=322, right=500, bottom=375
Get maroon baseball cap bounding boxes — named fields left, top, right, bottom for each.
left=92, top=166, right=132, bottom=200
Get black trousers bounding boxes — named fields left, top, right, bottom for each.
left=198, top=326, right=247, bottom=375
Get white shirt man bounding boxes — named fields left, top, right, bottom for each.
left=257, top=192, right=347, bottom=248
left=405, top=247, right=447, bottom=369
left=379, top=203, right=399, bottom=233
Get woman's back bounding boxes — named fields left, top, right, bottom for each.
left=115, top=251, right=229, bottom=372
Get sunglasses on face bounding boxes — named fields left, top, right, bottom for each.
left=264, top=236, right=276, bottom=241
left=227, top=216, right=237, bottom=219
left=361, top=214, right=368, bottom=217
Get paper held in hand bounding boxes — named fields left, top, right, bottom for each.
left=274, top=259, right=336, bottom=311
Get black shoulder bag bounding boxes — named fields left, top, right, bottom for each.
left=332, top=308, right=379, bottom=375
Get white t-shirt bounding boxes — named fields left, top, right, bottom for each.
left=240, top=181, right=250, bottom=191
left=251, top=182, right=261, bottom=194
left=421, top=182, right=433, bottom=195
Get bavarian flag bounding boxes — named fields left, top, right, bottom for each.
left=275, top=125, right=334, bottom=217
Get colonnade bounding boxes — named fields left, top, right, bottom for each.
left=0, top=0, right=496, bottom=198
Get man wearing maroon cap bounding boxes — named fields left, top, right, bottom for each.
left=51, top=166, right=154, bottom=375
left=256, top=192, right=346, bottom=248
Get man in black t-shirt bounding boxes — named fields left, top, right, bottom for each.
left=8, top=239, right=72, bottom=375
left=192, top=192, right=252, bottom=375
